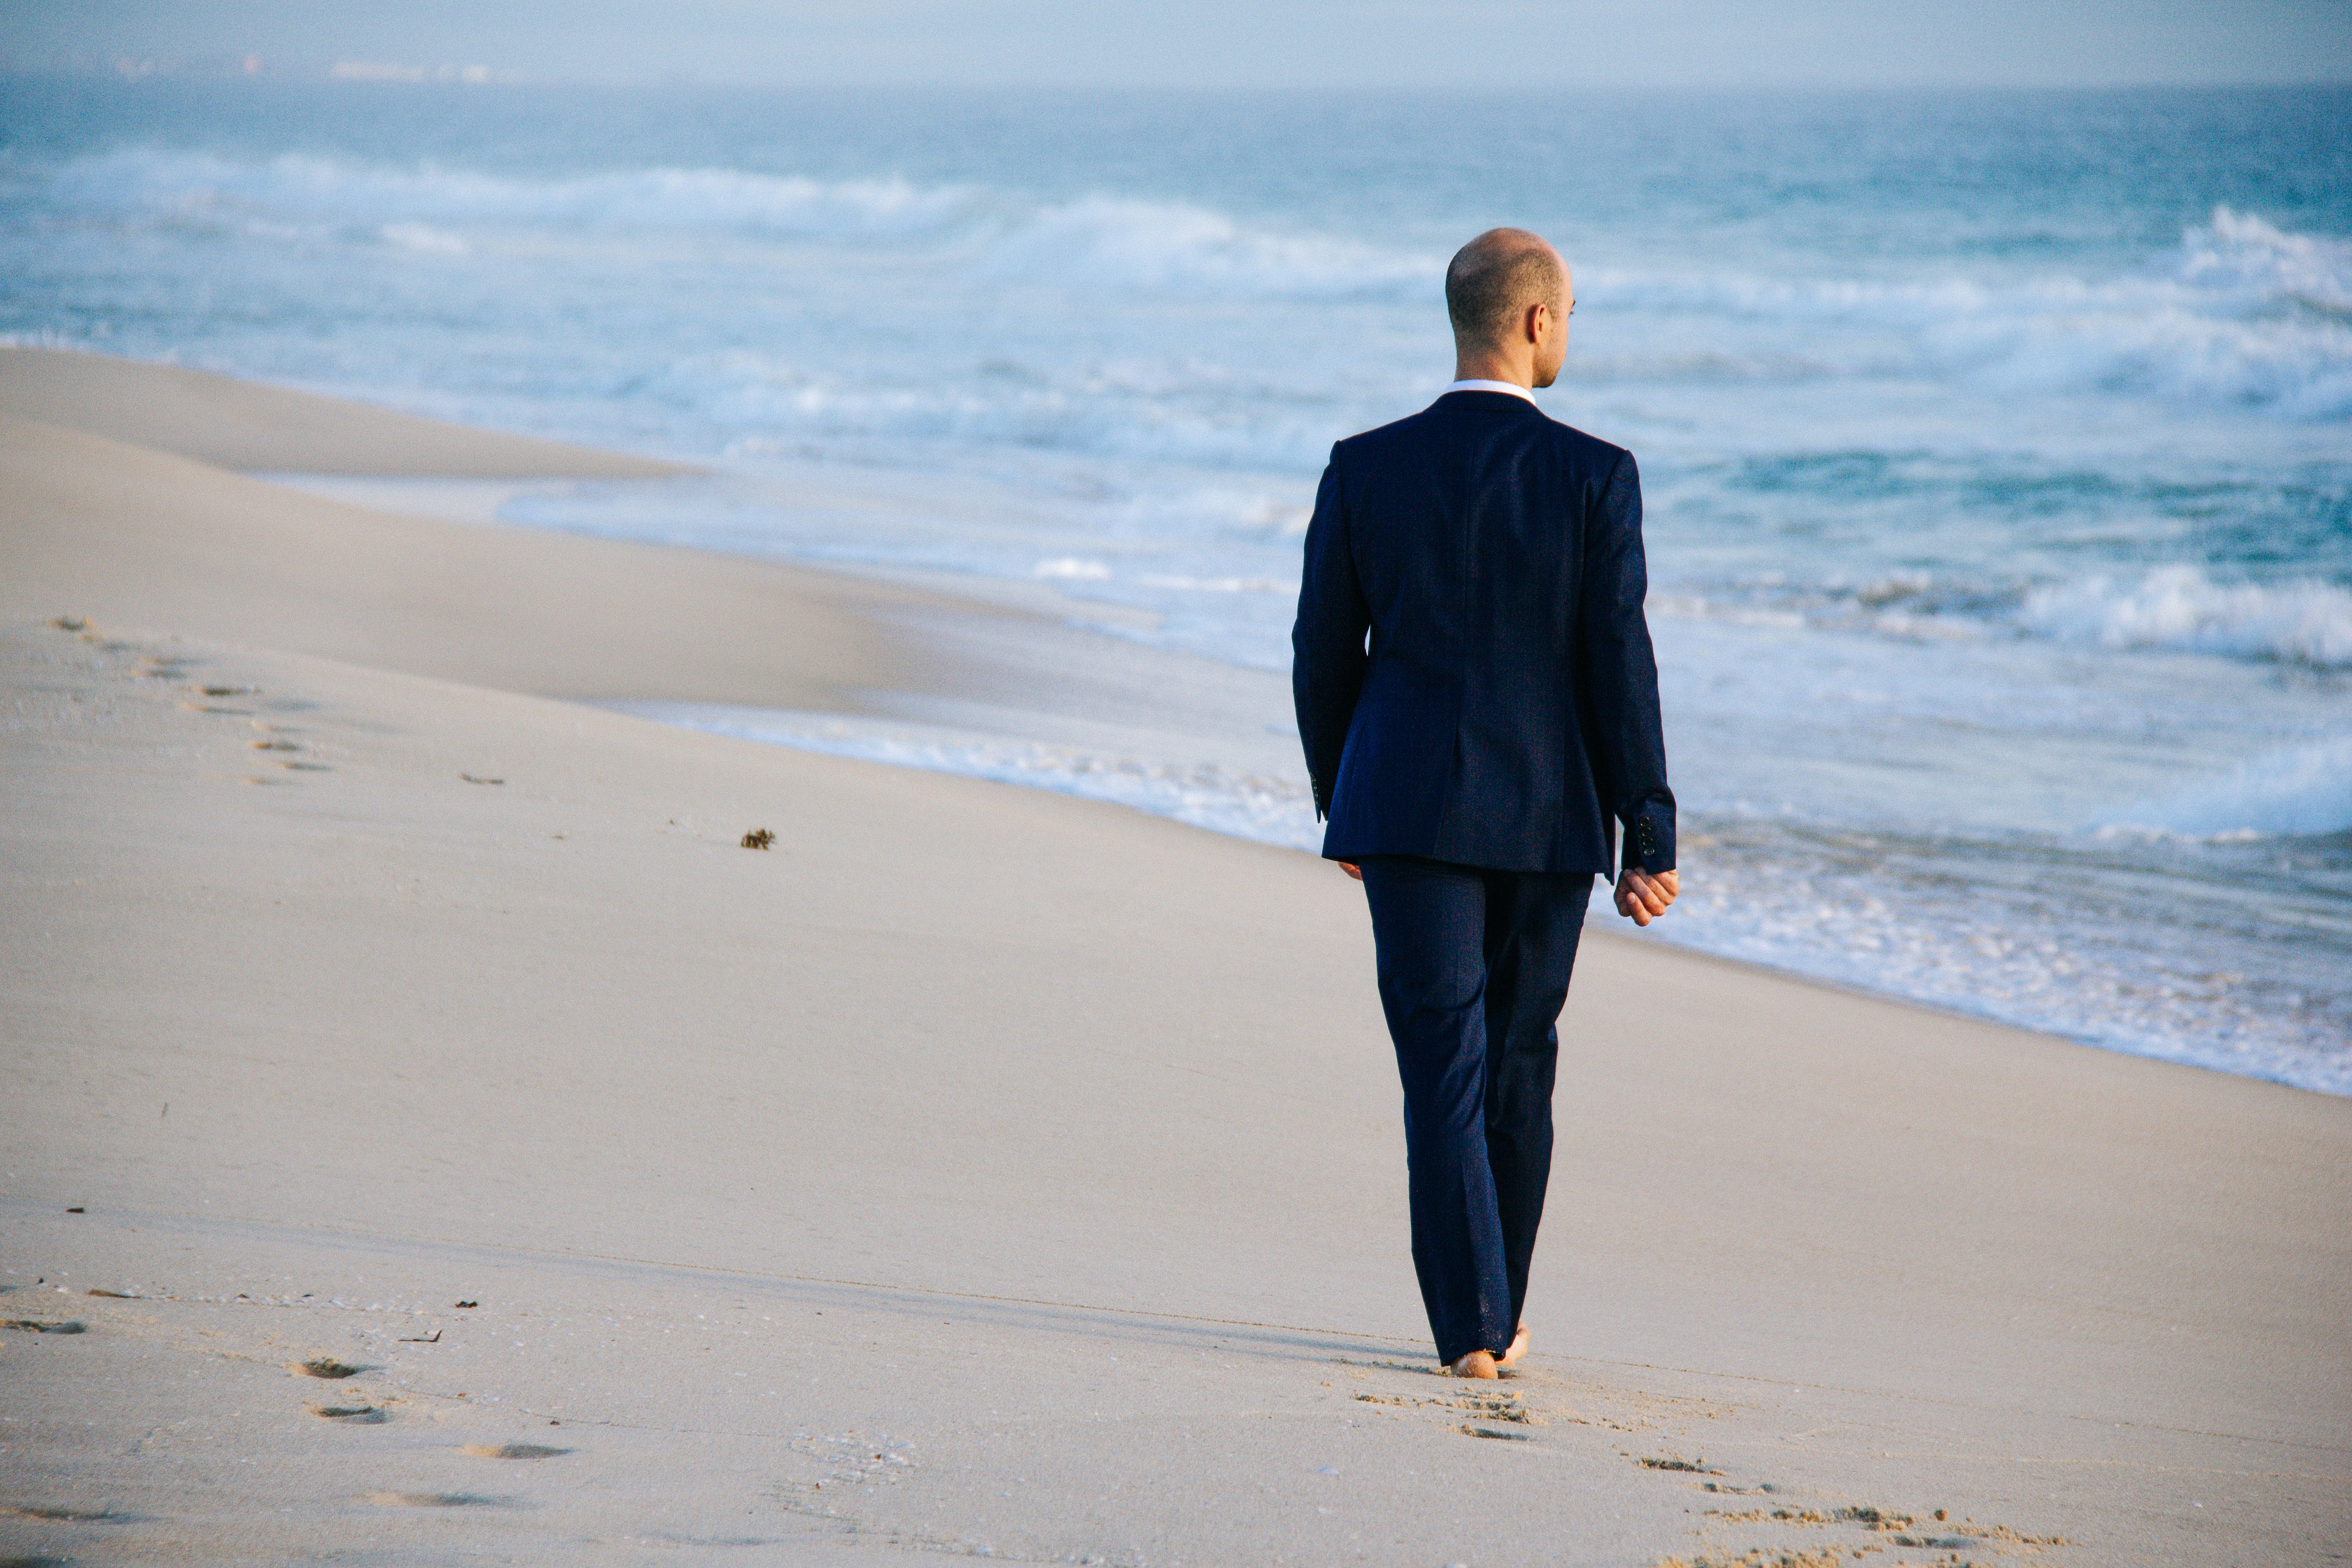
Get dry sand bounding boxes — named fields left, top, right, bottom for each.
left=3, top=350, right=2347, bottom=1566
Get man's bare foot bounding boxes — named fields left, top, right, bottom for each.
left=1448, top=1349, right=1499, bottom=1379
left=1496, top=1322, right=1530, bottom=1368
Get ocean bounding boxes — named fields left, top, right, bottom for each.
left=4, top=78, right=2347, bottom=1091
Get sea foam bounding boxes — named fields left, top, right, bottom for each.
left=2096, top=734, right=2352, bottom=839
left=1585, top=207, right=2352, bottom=419
left=2021, top=566, right=2352, bottom=668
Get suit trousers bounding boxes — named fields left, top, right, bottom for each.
left=1357, top=856, right=1595, bottom=1365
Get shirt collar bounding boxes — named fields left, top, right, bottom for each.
left=1443, top=378, right=1538, bottom=405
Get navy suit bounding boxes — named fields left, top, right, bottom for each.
left=1292, top=389, right=1675, bottom=1363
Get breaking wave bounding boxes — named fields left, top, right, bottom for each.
left=2096, top=735, right=2352, bottom=839
left=36, top=153, right=2348, bottom=410
left=39, top=147, right=985, bottom=239
left=25, top=147, right=1434, bottom=301
left=1586, top=208, right=2352, bottom=419
left=2021, top=566, right=2352, bottom=668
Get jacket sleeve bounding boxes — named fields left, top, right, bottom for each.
left=1578, top=452, right=1676, bottom=875
left=1291, top=446, right=1369, bottom=822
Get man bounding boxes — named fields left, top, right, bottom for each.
left=1292, top=227, right=1678, bottom=1380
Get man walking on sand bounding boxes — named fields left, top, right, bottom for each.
left=1293, top=228, right=1678, bottom=1380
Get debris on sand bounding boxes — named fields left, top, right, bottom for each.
left=742, top=827, right=775, bottom=849
left=6, top=1503, right=125, bottom=1521
left=297, top=1357, right=367, bottom=1379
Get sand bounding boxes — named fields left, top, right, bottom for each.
left=0, top=345, right=690, bottom=478
left=3, top=350, right=2347, bottom=1566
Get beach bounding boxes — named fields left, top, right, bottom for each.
left=13, top=82, right=2347, bottom=1083
left=3, top=350, right=2347, bottom=1565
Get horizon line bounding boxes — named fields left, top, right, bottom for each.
left=7, top=63, right=2352, bottom=93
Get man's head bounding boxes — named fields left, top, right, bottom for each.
left=1445, top=228, right=1571, bottom=388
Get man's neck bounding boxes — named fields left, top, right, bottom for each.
left=1451, top=354, right=1534, bottom=387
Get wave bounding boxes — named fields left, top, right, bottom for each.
left=1650, top=563, right=2352, bottom=672
left=610, top=704, right=1321, bottom=851
left=38, top=147, right=985, bottom=239
left=682, top=348, right=1349, bottom=472
left=972, top=193, right=1431, bottom=298
left=2020, top=566, right=2352, bottom=668
left=21, top=147, right=2348, bottom=415
left=24, top=147, right=1433, bottom=301
left=1584, top=209, right=2352, bottom=420
left=2095, top=734, right=2352, bottom=839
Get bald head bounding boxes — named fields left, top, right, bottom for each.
left=1445, top=228, right=1566, bottom=349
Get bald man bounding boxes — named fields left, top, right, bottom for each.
left=1292, top=228, right=1678, bottom=1379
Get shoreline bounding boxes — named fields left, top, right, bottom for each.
left=11, top=347, right=2342, bottom=1096
left=4, top=348, right=2346, bottom=1565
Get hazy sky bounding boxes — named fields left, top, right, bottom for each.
left=7, top=0, right=2349, bottom=89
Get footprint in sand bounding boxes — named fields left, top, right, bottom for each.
left=460, top=1443, right=569, bottom=1459
left=1456, top=1393, right=1536, bottom=1424
left=295, top=1357, right=368, bottom=1379
left=251, top=738, right=303, bottom=752
left=4, top=1320, right=87, bottom=1334
left=365, top=1492, right=510, bottom=1508
left=312, top=1404, right=389, bottom=1423
left=280, top=761, right=332, bottom=772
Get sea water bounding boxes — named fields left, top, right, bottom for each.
left=4, top=80, right=2346, bottom=1090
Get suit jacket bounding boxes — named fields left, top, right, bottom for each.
left=1291, top=389, right=1675, bottom=876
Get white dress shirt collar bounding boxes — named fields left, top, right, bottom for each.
left=1444, top=378, right=1538, bottom=404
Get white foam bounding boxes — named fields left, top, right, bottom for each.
left=1034, top=557, right=1111, bottom=581
left=2021, top=566, right=2352, bottom=667
left=972, top=193, right=1433, bottom=298
left=2178, top=206, right=2352, bottom=313
left=2096, top=734, right=2352, bottom=839
left=379, top=221, right=468, bottom=256
left=628, top=707, right=1321, bottom=851
left=44, top=147, right=986, bottom=239
left=36, top=147, right=1432, bottom=301
left=1586, top=207, right=2352, bottom=420
left=42, top=147, right=2350, bottom=419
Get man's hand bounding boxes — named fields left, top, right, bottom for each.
left=1338, top=861, right=1363, bottom=882
left=1614, top=868, right=1678, bottom=925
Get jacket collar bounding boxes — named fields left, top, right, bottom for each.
left=1435, top=389, right=1544, bottom=413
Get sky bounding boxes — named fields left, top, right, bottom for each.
left=4, top=0, right=2349, bottom=89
